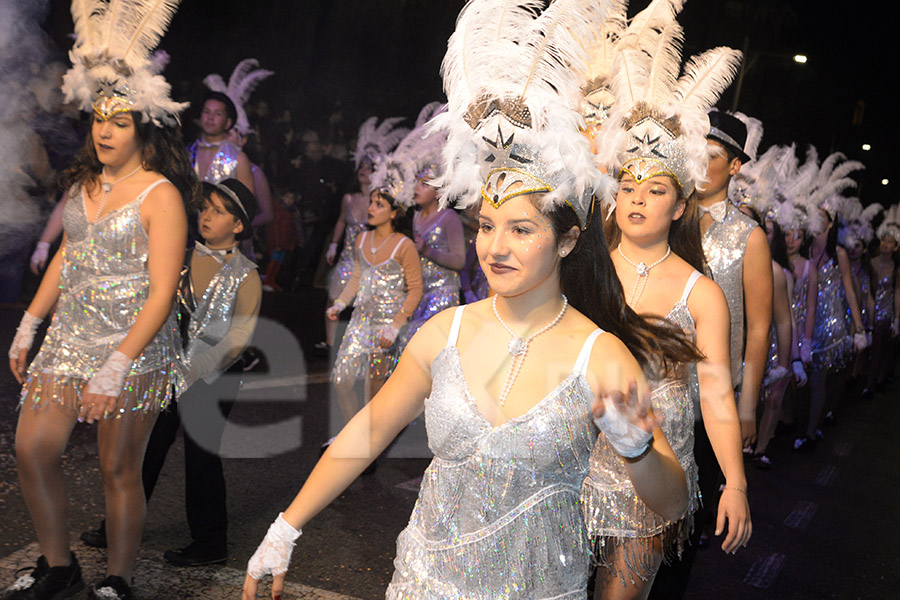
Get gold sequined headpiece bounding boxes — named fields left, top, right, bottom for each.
left=431, top=0, right=617, bottom=230
left=61, top=1, right=187, bottom=127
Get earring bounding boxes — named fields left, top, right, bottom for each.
left=559, top=250, right=567, bottom=257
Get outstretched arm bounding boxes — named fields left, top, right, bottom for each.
left=691, top=276, right=752, bottom=553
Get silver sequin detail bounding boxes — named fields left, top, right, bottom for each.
left=874, top=274, right=895, bottom=326
left=702, top=204, right=756, bottom=386
left=328, top=205, right=368, bottom=299
left=811, top=257, right=852, bottom=371
left=189, top=140, right=241, bottom=183
left=385, top=343, right=597, bottom=599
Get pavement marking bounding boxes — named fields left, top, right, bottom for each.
left=743, top=552, right=786, bottom=589
left=783, top=501, right=818, bottom=529
left=833, top=442, right=853, bottom=457
left=396, top=477, right=423, bottom=492
left=1, top=541, right=361, bottom=600
left=241, top=371, right=331, bottom=390
left=814, top=464, right=839, bottom=486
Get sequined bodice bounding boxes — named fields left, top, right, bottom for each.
left=416, top=212, right=461, bottom=294
left=355, top=249, right=407, bottom=316
left=874, top=273, right=895, bottom=325
left=188, top=140, right=240, bottom=183
left=702, top=204, right=756, bottom=385
left=811, top=256, right=852, bottom=368
left=387, top=311, right=600, bottom=599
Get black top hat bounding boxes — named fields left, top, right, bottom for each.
left=707, top=110, right=751, bottom=164
left=201, top=179, right=259, bottom=240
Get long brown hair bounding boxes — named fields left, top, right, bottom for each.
left=548, top=201, right=704, bottom=374
left=60, top=113, right=198, bottom=209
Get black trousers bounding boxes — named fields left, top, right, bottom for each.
left=142, top=375, right=239, bottom=551
left=647, top=419, right=721, bottom=599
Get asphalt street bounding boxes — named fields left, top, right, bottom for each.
left=1, top=288, right=898, bottom=599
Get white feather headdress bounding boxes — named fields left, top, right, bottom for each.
left=838, top=197, right=882, bottom=248
left=596, top=6, right=742, bottom=197
left=430, top=0, right=617, bottom=229
left=61, top=0, right=187, bottom=127
left=352, top=116, right=409, bottom=171
left=876, top=203, right=900, bottom=245
left=810, top=151, right=865, bottom=220
left=203, top=59, right=274, bottom=136
left=371, top=102, right=448, bottom=209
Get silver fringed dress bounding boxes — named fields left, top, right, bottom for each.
left=328, top=197, right=368, bottom=300
left=811, top=256, right=852, bottom=371
left=582, top=271, right=701, bottom=581
left=386, top=306, right=602, bottom=599
left=332, top=234, right=413, bottom=385
left=22, top=180, right=184, bottom=412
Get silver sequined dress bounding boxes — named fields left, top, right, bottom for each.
left=328, top=198, right=368, bottom=299
left=188, top=140, right=241, bottom=183
left=791, top=261, right=810, bottom=341
left=702, top=203, right=756, bottom=387
left=582, top=272, right=700, bottom=579
left=387, top=306, right=601, bottom=599
left=22, top=181, right=184, bottom=411
left=811, top=257, right=852, bottom=371
left=874, top=273, right=895, bottom=327
left=401, top=211, right=462, bottom=347
left=332, top=234, right=412, bottom=385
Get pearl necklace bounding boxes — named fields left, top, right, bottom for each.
left=617, top=244, right=671, bottom=306
left=96, top=165, right=143, bottom=221
left=492, top=294, right=568, bottom=406
left=369, top=231, right=395, bottom=255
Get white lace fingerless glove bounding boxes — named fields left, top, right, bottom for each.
left=247, top=513, right=302, bottom=579
left=763, top=365, right=790, bottom=388
left=30, top=242, right=50, bottom=270
left=594, top=396, right=654, bottom=458
left=800, top=338, right=812, bottom=363
left=86, top=351, right=132, bottom=397
left=380, top=324, right=400, bottom=344
left=853, top=332, right=868, bottom=352
left=9, top=312, right=42, bottom=359
left=792, top=361, right=807, bottom=386
left=326, top=300, right=347, bottom=319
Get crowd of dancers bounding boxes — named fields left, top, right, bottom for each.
left=3, top=0, right=898, bottom=600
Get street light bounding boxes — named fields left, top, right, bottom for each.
left=862, top=143, right=871, bottom=151
left=793, top=54, right=808, bottom=64
left=882, top=179, right=889, bottom=186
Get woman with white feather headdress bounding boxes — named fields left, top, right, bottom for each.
left=320, top=115, right=409, bottom=350
left=245, top=1, right=697, bottom=598
left=7, top=1, right=192, bottom=598
left=581, top=0, right=751, bottom=593
left=793, top=151, right=868, bottom=453
left=866, top=202, right=900, bottom=394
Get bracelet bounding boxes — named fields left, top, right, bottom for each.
left=623, top=436, right=654, bottom=463
left=723, top=486, right=747, bottom=495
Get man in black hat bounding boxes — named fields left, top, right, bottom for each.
left=188, top=91, right=256, bottom=194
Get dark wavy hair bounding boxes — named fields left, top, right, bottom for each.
left=60, top=113, right=199, bottom=209
left=368, top=189, right=413, bottom=238
left=547, top=200, right=704, bottom=374
left=603, top=183, right=707, bottom=275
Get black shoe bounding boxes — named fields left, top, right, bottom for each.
left=91, top=576, right=131, bottom=600
left=752, top=453, right=773, bottom=470
left=80, top=521, right=107, bottom=549
left=163, top=542, right=227, bottom=567
left=793, top=435, right=817, bottom=453
left=862, top=387, right=874, bottom=401
left=4, top=553, right=84, bottom=600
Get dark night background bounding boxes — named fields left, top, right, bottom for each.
left=41, top=0, right=896, bottom=207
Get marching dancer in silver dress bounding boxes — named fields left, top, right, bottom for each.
left=6, top=2, right=193, bottom=598
left=582, top=15, right=750, bottom=594
left=866, top=206, right=900, bottom=394
left=244, top=2, right=693, bottom=598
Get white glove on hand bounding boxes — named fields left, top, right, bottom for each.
left=853, top=332, right=868, bottom=352
left=380, top=324, right=400, bottom=345
left=792, top=361, right=807, bottom=387
left=325, top=242, right=338, bottom=264
left=247, top=513, right=302, bottom=579
left=30, top=242, right=51, bottom=273
left=326, top=300, right=347, bottom=320
left=594, top=395, right=654, bottom=458
left=9, top=312, right=42, bottom=359
left=800, top=338, right=812, bottom=364
left=763, top=365, right=790, bottom=388
left=86, top=351, right=132, bottom=397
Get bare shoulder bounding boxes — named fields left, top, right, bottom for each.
left=404, top=304, right=466, bottom=371
left=141, top=179, right=185, bottom=218
left=688, top=274, right=729, bottom=325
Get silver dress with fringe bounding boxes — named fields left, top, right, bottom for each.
left=386, top=309, right=599, bottom=599
left=22, top=181, right=183, bottom=412
left=581, top=274, right=701, bottom=581
left=811, top=257, right=852, bottom=371
left=328, top=204, right=368, bottom=300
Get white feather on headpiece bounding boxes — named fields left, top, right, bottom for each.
left=810, top=151, right=864, bottom=220
left=62, top=0, right=186, bottom=126
left=203, top=59, right=274, bottom=136
left=352, top=116, right=409, bottom=171
left=371, top=102, right=448, bottom=209
left=431, top=0, right=617, bottom=229
left=876, top=203, right=900, bottom=245
left=732, top=111, right=763, bottom=162
left=838, top=198, right=882, bottom=247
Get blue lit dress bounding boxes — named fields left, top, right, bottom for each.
left=22, top=180, right=184, bottom=412
left=400, top=210, right=462, bottom=348
left=386, top=305, right=602, bottom=599
left=811, top=256, right=852, bottom=371
left=582, top=271, right=700, bottom=581
left=873, top=272, right=895, bottom=328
